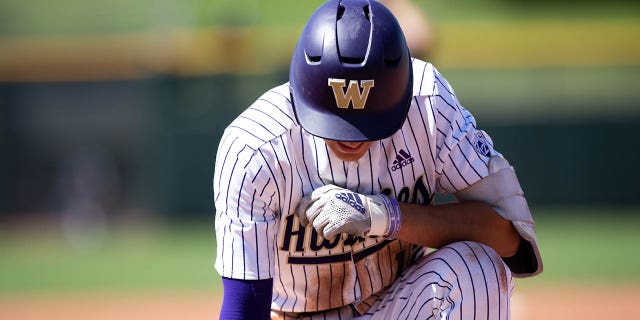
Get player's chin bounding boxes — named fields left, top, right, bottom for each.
left=327, top=140, right=372, bottom=161
left=335, top=152, right=365, bottom=162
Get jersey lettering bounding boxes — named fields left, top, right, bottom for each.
left=281, top=214, right=369, bottom=255
left=280, top=212, right=394, bottom=265
left=382, top=175, right=431, bottom=205
left=280, top=214, right=306, bottom=252
left=310, top=227, right=341, bottom=251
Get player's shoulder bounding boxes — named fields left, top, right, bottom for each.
left=411, top=58, right=460, bottom=110
left=224, top=83, right=297, bottom=151
left=411, top=58, right=435, bottom=97
left=411, top=58, right=455, bottom=98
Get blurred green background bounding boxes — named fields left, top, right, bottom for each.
left=1, top=0, right=639, bottom=309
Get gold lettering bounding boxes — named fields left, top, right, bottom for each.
left=328, top=78, right=374, bottom=109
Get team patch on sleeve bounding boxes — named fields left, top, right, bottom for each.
left=472, top=131, right=492, bottom=157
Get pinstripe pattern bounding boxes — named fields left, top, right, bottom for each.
left=359, top=241, right=513, bottom=320
left=214, top=59, right=502, bottom=315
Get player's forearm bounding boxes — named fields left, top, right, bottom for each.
left=396, top=201, right=521, bottom=257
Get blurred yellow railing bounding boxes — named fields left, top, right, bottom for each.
left=0, top=20, right=638, bottom=82
left=432, top=20, right=640, bottom=69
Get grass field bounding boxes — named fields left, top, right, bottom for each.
left=0, top=223, right=218, bottom=293
left=1, top=207, right=639, bottom=294
left=517, top=207, right=640, bottom=285
left=1, top=207, right=639, bottom=319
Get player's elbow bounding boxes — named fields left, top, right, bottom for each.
left=496, top=219, right=522, bottom=258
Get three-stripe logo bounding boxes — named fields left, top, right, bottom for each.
left=335, top=192, right=366, bottom=215
left=391, top=149, right=414, bottom=171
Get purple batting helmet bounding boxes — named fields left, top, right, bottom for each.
left=289, top=0, right=413, bottom=142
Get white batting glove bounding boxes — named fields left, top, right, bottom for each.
left=296, top=185, right=402, bottom=240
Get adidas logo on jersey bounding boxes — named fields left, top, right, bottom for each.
left=391, top=149, right=414, bottom=171
left=335, top=192, right=366, bottom=215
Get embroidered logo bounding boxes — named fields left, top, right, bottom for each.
left=335, top=192, right=366, bottom=214
left=473, top=131, right=491, bottom=157
left=391, top=149, right=415, bottom=171
left=328, top=78, right=374, bottom=109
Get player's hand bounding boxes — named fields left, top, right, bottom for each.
left=296, top=185, right=401, bottom=240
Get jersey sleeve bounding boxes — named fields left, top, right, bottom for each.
left=429, top=68, right=501, bottom=194
left=213, top=130, right=279, bottom=280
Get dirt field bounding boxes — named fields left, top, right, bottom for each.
left=1, top=285, right=638, bottom=319
left=511, top=285, right=640, bottom=320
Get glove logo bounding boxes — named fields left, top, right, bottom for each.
left=328, top=78, right=375, bottom=109
left=335, top=192, right=366, bottom=214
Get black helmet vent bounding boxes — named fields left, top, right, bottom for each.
left=363, top=5, right=371, bottom=21
left=337, top=4, right=346, bottom=20
left=306, top=53, right=321, bottom=63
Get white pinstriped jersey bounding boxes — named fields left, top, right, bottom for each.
left=214, top=58, right=501, bottom=313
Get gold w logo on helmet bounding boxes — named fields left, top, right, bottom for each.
left=328, top=78, right=375, bottom=109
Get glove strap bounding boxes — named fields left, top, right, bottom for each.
left=379, top=195, right=402, bottom=240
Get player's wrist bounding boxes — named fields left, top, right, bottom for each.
left=381, top=195, right=402, bottom=240
left=368, top=194, right=402, bottom=239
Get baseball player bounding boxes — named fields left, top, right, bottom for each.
left=214, top=1, right=543, bottom=319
